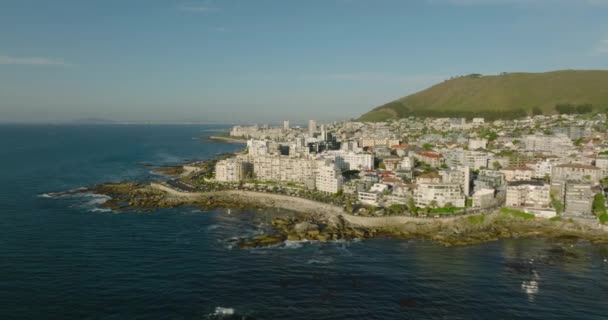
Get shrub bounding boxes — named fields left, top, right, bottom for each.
left=500, top=207, right=535, bottom=220
left=467, top=215, right=485, bottom=225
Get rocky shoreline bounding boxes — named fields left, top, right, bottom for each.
left=207, top=135, right=247, bottom=144
left=84, top=182, right=608, bottom=248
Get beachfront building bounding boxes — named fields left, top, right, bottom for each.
left=315, top=160, right=343, bottom=194
left=414, top=183, right=466, bottom=208
left=358, top=191, right=381, bottom=206
left=473, top=169, right=505, bottom=193
left=505, top=180, right=551, bottom=208
left=252, top=155, right=317, bottom=188
left=472, top=188, right=496, bottom=208
left=215, top=159, right=252, bottom=182
left=439, top=166, right=471, bottom=196
left=563, top=181, right=595, bottom=216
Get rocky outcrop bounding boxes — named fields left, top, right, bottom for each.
left=152, top=166, right=185, bottom=175
left=82, top=182, right=608, bottom=247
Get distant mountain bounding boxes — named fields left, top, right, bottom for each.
left=359, top=70, right=608, bottom=121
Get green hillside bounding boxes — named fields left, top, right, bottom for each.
left=359, top=70, right=608, bottom=121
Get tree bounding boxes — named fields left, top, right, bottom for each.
left=550, top=192, right=564, bottom=214
left=407, top=197, right=418, bottom=215
left=593, top=193, right=607, bottom=216
left=422, top=143, right=433, bottom=151
left=429, top=200, right=438, bottom=209
left=532, top=107, right=543, bottom=116
left=492, top=161, right=502, bottom=170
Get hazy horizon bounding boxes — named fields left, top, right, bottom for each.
left=2, top=0, right=608, bottom=123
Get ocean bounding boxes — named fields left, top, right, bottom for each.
left=1, top=124, right=607, bottom=320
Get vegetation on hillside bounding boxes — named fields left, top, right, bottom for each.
left=360, top=70, right=608, bottom=121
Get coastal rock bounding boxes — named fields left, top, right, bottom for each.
left=294, top=222, right=319, bottom=234
left=238, top=234, right=285, bottom=248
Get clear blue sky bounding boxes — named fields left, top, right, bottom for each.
left=1, top=0, right=608, bottom=124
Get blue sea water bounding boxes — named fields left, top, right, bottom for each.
left=1, top=124, right=608, bottom=320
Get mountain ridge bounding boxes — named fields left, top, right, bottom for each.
left=359, top=70, right=608, bottom=121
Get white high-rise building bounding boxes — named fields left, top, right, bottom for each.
left=283, top=120, right=290, bottom=130
left=319, top=151, right=374, bottom=171
left=320, top=124, right=328, bottom=141
left=523, top=134, right=575, bottom=156
left=308, top=120, right=317, bottom=136
left=506, top=180, right=551, bottom=208
left=440, top=166, right=470, bottom=196
left=415, top=183, right=466, bottom=208
left=215, top=159, right=252, bottom=182
left=247, top=139, right=270, bottom=156
left=315, top=160, right=343, bottom=194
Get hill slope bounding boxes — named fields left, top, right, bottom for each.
left=359, top=70, right=608, bottom=121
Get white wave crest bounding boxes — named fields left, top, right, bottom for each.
left=307, top=257, right=334, bottom=265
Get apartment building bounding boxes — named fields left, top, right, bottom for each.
left=414, top=183, right=466, bottom=208
left=439, top=166, right=470, bottom=196
left=505, top=180, right=551, bottom=208
left=501, top=166, right=534, bottom=182
left=319, top=150, right=374, bottom=171
left=551, top=163, right=602, bottom=185
left=252, top=155, right=317, bottom=188
left=215, top=159, right=252, bottom=182
left=315, top=160, right=343, bottom=194
left=563, top=181, right=595, bottom=216
left=413, top=152, right=444, bottom=168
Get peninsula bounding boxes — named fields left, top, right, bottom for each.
left=79, top=71, right=608, bottom=247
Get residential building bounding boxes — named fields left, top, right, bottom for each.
left=308, top=120, right=317, bottom=136
left=315, top=160, right=343, bottom=194
left=501, top=166, right=534, bottom=182
left=215, top=159, right=252, bottom=182
left=439, top=166, right=471, bottom=196
left=252, top=155, right=317, bottom=188
left=523, top=134, right=575, bottom=156
left=320, top=151, right=374, bottom=171
left=415, top=183, right=466, bottom=208
left=563, top=181, right=594, bottom=216
left=506, top=180, right=551, bottom=208
left=473, top=169, right=505, bottom=193
left=247, top=139, right=271, bottom=156
left=399, top=156, right=414, bottom=170
left=358, top=191, right=381, bottom=206
left=551, top=163, right=602, bottom=185
left=595, top=155, right=608, bottom=178
left=472, top=188, right=496, bottom=208
left=413, top=152, right=444, bottom=168
left=468, top=138, right=488, bottom=150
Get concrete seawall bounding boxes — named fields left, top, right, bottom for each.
left=150, top=182, right=474, bottom=226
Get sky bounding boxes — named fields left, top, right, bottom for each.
left=1, top=0, right=608, bottom=124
